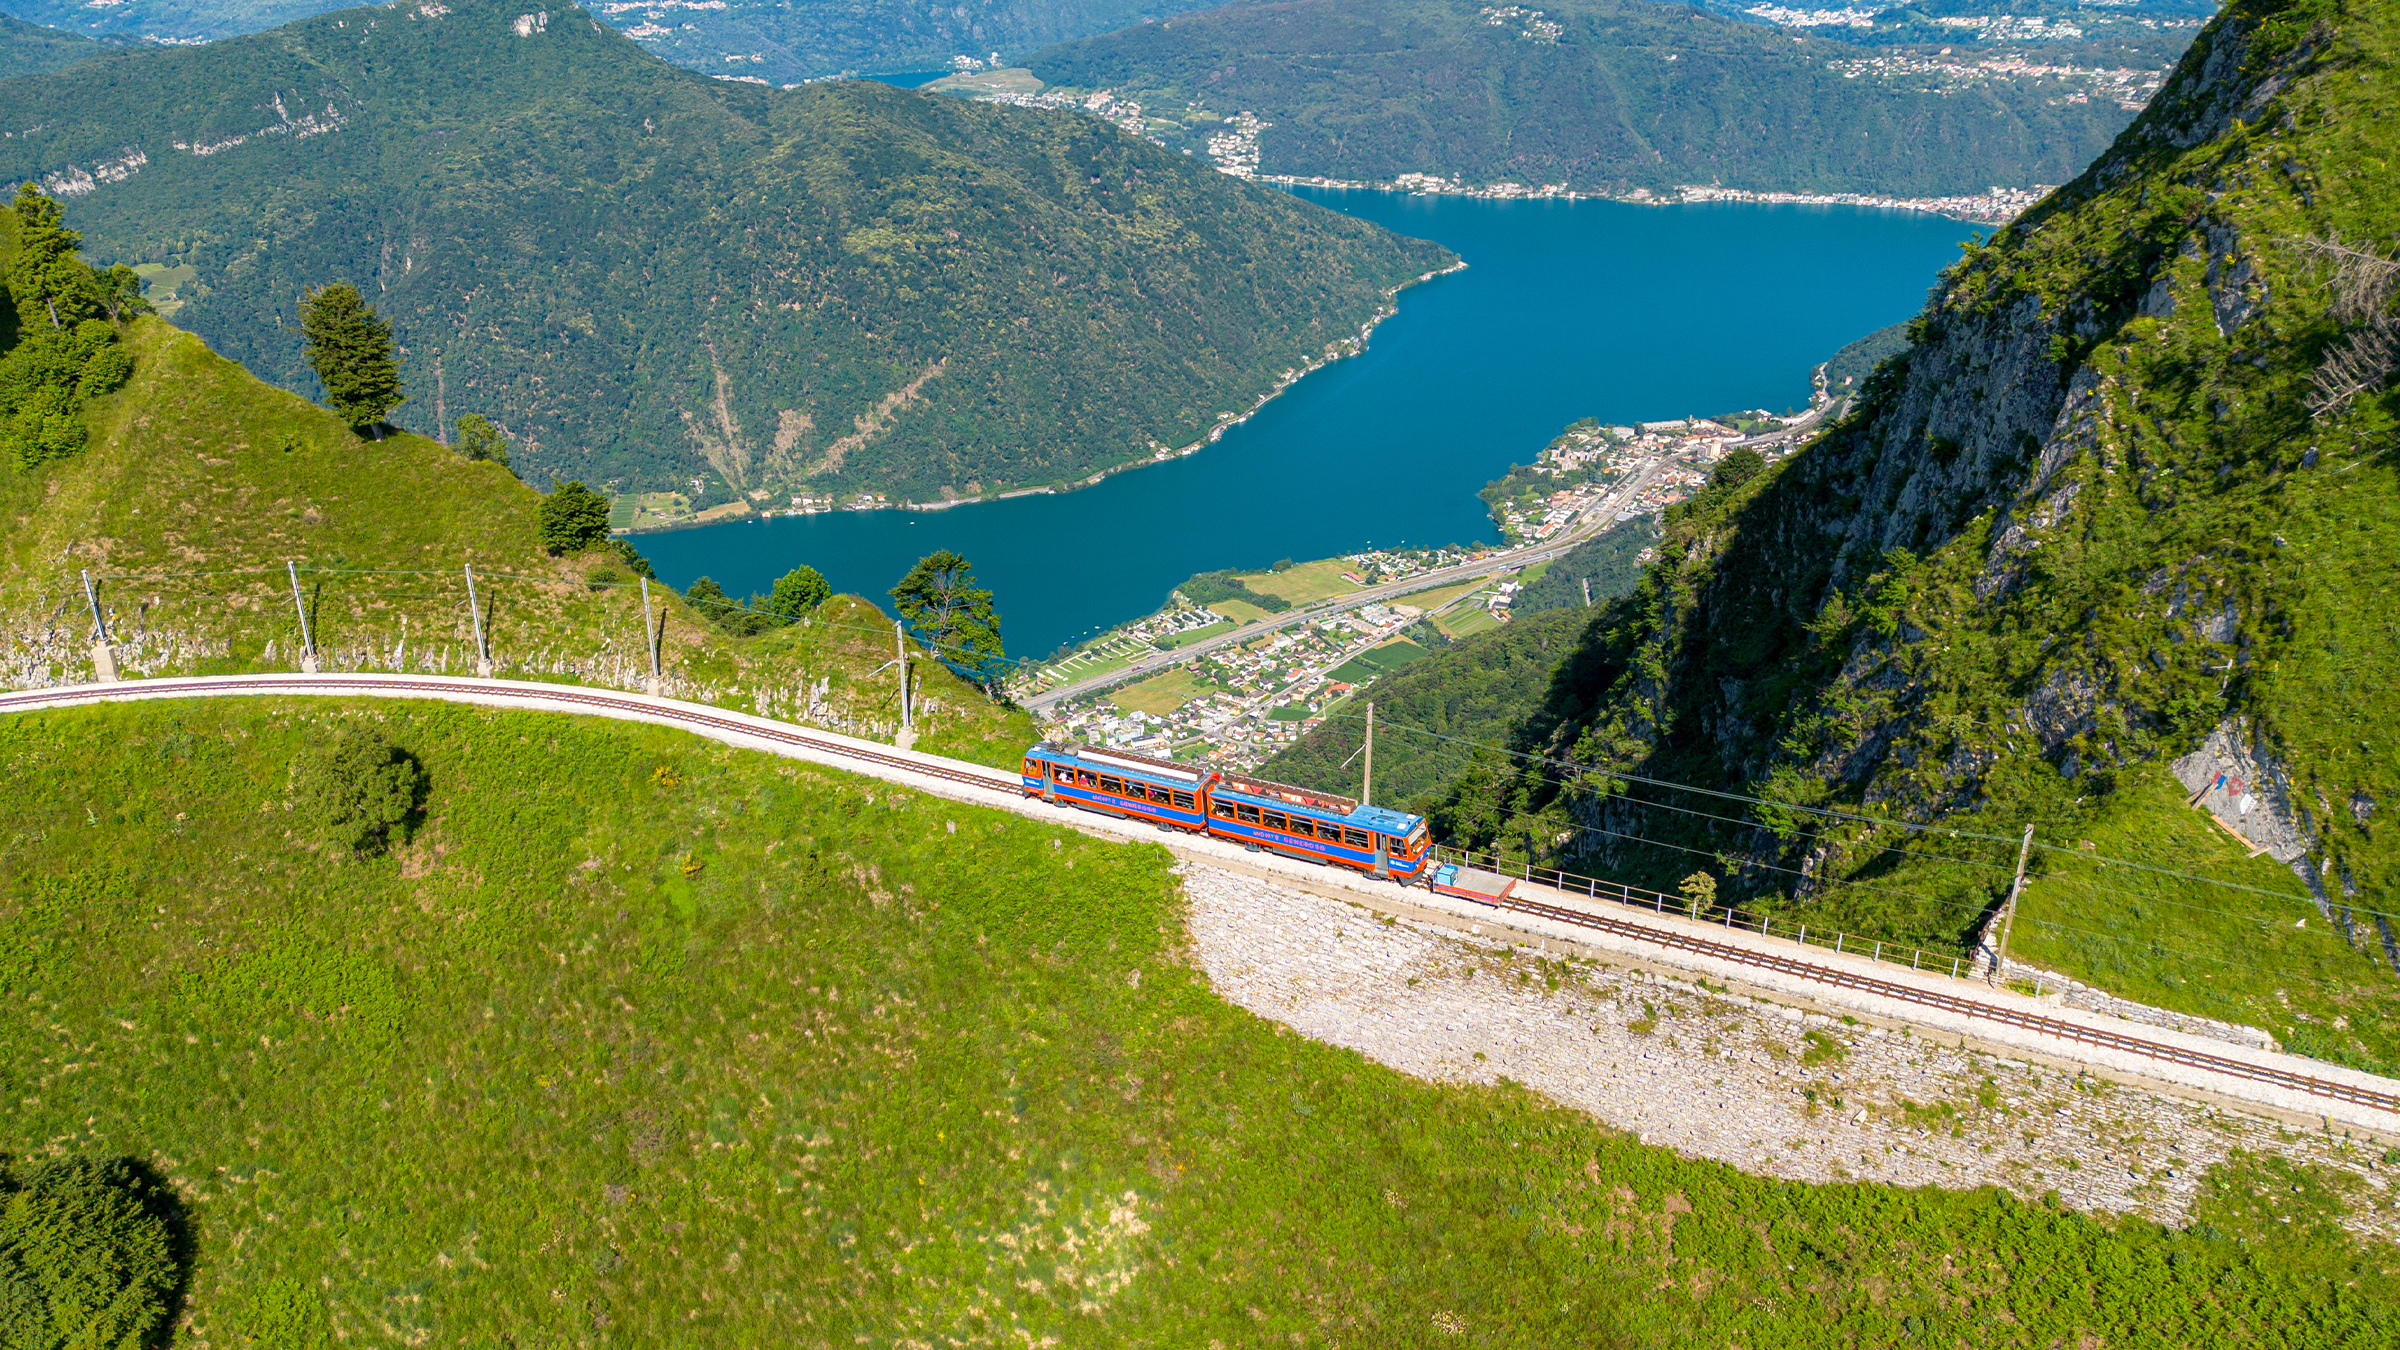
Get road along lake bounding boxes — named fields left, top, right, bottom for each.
left=636, top=191, right=1988, bottom=660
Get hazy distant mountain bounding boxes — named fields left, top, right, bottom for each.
left=0, top=12, right=115, bottom=78
left=0, top=0, right=1227, bottom=82
left=0, top=0, right=1449, bottom=500
left=1027, top=0, right=2185, bottom=197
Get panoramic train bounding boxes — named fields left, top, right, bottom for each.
left=1020, top=742, right=1431, bottom=881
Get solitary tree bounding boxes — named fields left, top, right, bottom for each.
left=1678, top=870, right=1718, bottom=920
left=452, top=413, right=511, bottom=468
left=891, top=550, right=1004, bottom=686
left=299, top=283, right=404, bottom=434
left=537, top=480, right=611, bottom=555
left=765, top=564, right=830, bottom=621
left=292, top=727, right=426, bottom=853
left=7, top=185, right=101, bottom=333
left=684, top=575, right=739, bottom=628
left=0, top=1156, right=183, bottom=1350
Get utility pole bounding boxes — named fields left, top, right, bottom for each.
left=1362, top=701, right=1375, bottom=807
left=1989, top=824, right=2036, bottom=988
left=639, top=577, right=662, bottom=696
left=894, top=622, right=915, bottom=751
left=287, top=560, right=318, bottom=674
left=464, top=564, right=493, bottom=677
left=81, top=568, right=117, bottom=682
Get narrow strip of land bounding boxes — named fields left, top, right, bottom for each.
left=1021, top=458, right=1671, bottom=711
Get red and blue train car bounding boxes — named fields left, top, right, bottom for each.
left=1020, top=742, right=1431, bottom=881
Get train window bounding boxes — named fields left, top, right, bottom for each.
left=1290, top=817, right=1316, bottom=839
left=1236, top=804, right=1262, bottom=825
left=1262, top=810, right=1288, bottom=831
left=1173, top=790, right=1196, bottom=810
left=1148, top=784, right=1172, bottom=803
left=1078, top=770, right=1097, bottom=787
left=1023, top=758, right=1037, bottom=774
left=1212, top=800, right=1236, bottom=819
left=1098, top=775, right=1123, bottom=794
left=1054, top=764, right=1074, bottom=781
left=1343, top=827, right=1370, bottom=848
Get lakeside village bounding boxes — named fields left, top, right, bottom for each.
left=932, top=74, right=2057, bottom=225
left=1024, top=416, right=1781, bottom=770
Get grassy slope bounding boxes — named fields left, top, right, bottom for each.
left=1416, top=0, right=2400, bottom=1066
left=3, top=696, right=2396, bottom=1346
left=0, top=315, right=1036, bottom=767
left=0, top=0, right=1451, bottom=500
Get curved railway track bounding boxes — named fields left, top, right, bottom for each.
left=6, top=673, right=2396, bottom=1124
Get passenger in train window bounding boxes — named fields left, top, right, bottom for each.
left=1212, top=801, right=1236, bottom=818
left=1098, top=776, right=1123, bottom=794
left=1079, top=771, right=1098, bottom=787
left=1149, top=784, right=1172, bottom=803
left=1174, top=791, right=1196, bottom=809
left=1055, top=764, right=1074, bottom=781
left=1262, top=810, right=1288, bottom=831
left=1236, top=804, right=1262, bottom=824
left=1291, top=818, right=1316, bottom=838
left=1343, top=827, right=1370, bottom=848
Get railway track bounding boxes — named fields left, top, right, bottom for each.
left=8, top=672, right=2397, bottom=1124
left=1479, top=889, right=2400, bottom=1117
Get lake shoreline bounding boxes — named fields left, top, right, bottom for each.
left=615, top=259, right=1470, bottom=538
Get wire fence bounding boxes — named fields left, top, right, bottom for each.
left=1428, top=843, right=2010, bottom=988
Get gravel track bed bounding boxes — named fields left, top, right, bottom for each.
left=1180, top=863, right=2400, bottom=1237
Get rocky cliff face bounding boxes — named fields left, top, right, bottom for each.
left=1444, top=0, right=2400, bottom=976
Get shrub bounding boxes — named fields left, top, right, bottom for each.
left=765, top=565, right=831, bottom=621
left=452, top=413, right=512, bottom=469
left=0, top=1156, right=182, bottom=1350
left=291, top=727, right=425, bottom=853
left=537, top=480, right=611, bottom=555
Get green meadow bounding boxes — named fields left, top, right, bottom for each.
left=2, top=698, right=2396, bottom=1346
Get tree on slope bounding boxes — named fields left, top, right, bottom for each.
left=299, top=283, right=404, bottom=434
left=765, top=565, right=830, bottom=621
left=891, top=550, right=1004, bottom=687
left=0, top=1155, right=183, bottom=1350
left=453, top=413, right=511, bottom=469
left=538, top=480, right=610, bottom=555
left=7, top=185, right=101, bottom=334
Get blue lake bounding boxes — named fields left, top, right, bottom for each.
left=637, top=191, right=1985, bottom=660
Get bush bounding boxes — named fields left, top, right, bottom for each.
left=0, top=319, right=131, bottom=471
left=537, top=480, right=611, bottom=555
left=291, top=727, right=425, bottom=853
left=452, top=413, right=512, bottom=469
left=0, top=1156, right=182, bottom=1350
left=765, top=565, right=830, bottom=621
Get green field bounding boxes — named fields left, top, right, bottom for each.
left=1434, top=603, right=1502, bottom=640
left=1204, top=597, right=1272, bottom=624
left=1153, top=618, right=1237, bottom=650
left=1326, top=639, right=1426, bottom=685
left=1238, top=559, right=1369, bottom=606
left=2, top=698, right=2395, bottom=1346
left=1109, top=667, right=1219, bottom=715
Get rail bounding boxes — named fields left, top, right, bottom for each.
left=1432, top=844, right=1978, bottom=982
left=1430, top=846, right=2400, bottom=1116
left=7, top=675, right=2396, bottom=1120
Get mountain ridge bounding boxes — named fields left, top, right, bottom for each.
left=0, top=0, right=1451, bottom=501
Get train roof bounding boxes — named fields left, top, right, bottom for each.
left=1216, top=772, right=1422, bottom=833
left=1031, top=742, right=1207, bottom=784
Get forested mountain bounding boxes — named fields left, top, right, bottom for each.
left=1026, top=0, right=2168, bottom=196
left=1288, top=0, right=2400, bottom=1065
left=0, top=0, right=1448, bottom=501
left=0, top=0, right=1224, bottom=81
left=0, top=13, right=110, bottom=78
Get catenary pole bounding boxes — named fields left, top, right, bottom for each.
left=81, top=569, right=107, bottom=641
left=895, top=622, right=911, bottom=731
left=1363, top=701, right=1374, bottom=807
left=640, top=577, right=662, bottom=694
left=464, top=564, right=492, bottom=676
left=287, top=560, right=317, bottom=673
left=1990, top=824, right=2036, bottom=987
